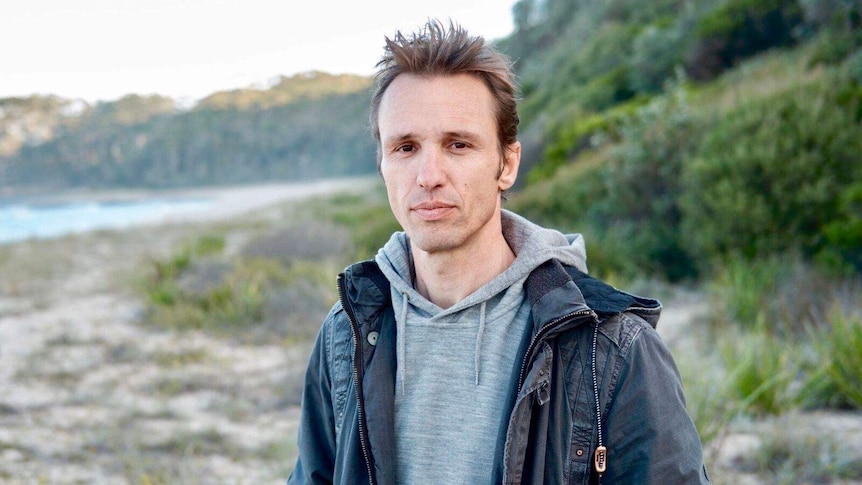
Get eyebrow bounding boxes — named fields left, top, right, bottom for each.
left=443, top=130, right=482, bottom=143
left=383, top=130, right=482, bottom=146
left=383, top=132, right=417, bottom=147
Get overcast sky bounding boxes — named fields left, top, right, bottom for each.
left=0, top=0, right=518, bottom=104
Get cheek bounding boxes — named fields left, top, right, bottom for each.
left=382, top=179, right=407, bottom=217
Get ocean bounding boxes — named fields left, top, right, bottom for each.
left=0, top=196, right=213, bottom=244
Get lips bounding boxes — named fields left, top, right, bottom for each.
left=411, top=201, right=455, bottom=221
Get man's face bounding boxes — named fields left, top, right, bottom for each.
left=378, top=73, right=520, bottom=256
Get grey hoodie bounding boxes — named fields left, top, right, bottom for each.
left=374, top=210, right=588, bottom=484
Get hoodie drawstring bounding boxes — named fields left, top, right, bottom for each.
left=474, top=301, right=487, bottom=386
left=398, top=291, right=409, bottom=395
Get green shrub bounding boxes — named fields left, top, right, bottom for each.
left=511, top=151, right=650, bottom=282
left=806, top=29, right=862, bottom=66
left=707, top=255, right=786, bottom=331
left=140, top=192, right=401, bottom=339
left=707, top=253, right=859, bottom=338
left=145, top=235, right=224, bottom=307
left=799, top=0, right=862, bottom=37
left=847, top=47, right=862, bottom=84
left=720, top=323, right=798, bottom=416
left=579, top=66, right=637, bottom=111
left=819, top=182, right=862, bottom=273
left=706, top=255, right=862, bottom=413
left=598, top=89, right=704, bottom=281
left=509, top=151, right=606, bottom=223
left=567, top=21, right=640, bottom=85
left=191, top=234, right=226, bottom=256
left=146, top=257, right=291, bottom=333
left=799, top=309, right=862, bottom=410
left=681, top=76, right=862, bottom=270
left=240, top=220, right=350, bottom=262
left=141, top=227, right=337, bottom=339
left=302, top=188, right=400, bottom=260
left=686, top=0, right=804, bottom=80
left=532, top=98, right=645, bottom=184
left=627, top=22, right=688, bottom=93
left=516, top=88, right=706, bottom=282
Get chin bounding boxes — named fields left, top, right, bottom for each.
left=407, top=232, right=462, bottom=254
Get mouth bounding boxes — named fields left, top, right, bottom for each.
left=411, top=201, right=455, bottom=221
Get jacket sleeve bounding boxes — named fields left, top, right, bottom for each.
left=287, top=309, right=338, bottom=485
left=600, top=316, right=711, bottom=484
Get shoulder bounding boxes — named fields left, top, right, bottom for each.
left=559, top=265, right=663, bottom=352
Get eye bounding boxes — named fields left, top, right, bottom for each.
left=395, top=143, right=415, bottom=153
left=451, top=141, right=470, bottom=150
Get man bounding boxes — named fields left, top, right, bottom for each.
left=288, top=19, right=710, bottom=485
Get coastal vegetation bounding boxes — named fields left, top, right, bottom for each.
left=0, top=72, right=375, bottom=190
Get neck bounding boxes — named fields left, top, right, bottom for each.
left=411, top=232, right=515, bottom=309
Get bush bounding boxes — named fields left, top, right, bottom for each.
left=806, top=29, right=862, bottom=66
left=799, top=0, right=862, bottom=34
left=681, top=76, right=862, bottom=270
left=509, top=149, right=608, bottom=231
left=515, top=88, right=706, bottom=282
left=240, top=221, right=350, bottom=262
left=306, top=190, right=401, bottom=261
left=819, top=182, right=862, bottom=273
left=532, top=98, right=645, bottom=184
left=847, top=46, right=862, bottom=85
left=719, top=324, right=798, bottom=416
left=141, top=229, right=338, bottom=341
left=627, top=22, right=688, bottom=93
left=686, top=0, right=804, bottom=80
left=705, top=254, right=862, bottom=413
left=708, top=253, right=860, bottom=335
left=579, top=66, right=637, bottom=111
left=707, top=255, right=787, bottom=331
left=799, top=309, right=862, bottom=410
left=598, top=89, right=704, bottom=281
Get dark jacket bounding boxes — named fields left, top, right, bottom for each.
left=288, top=258, right=710, bottom=484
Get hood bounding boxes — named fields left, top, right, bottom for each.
left=374, top=209, right=590, bottom=392
left=374, top=209, right=588, bottom=313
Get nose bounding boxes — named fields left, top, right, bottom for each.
left=416, top=148, right=446, bottom=189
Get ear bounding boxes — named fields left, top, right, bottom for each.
left=497, top=141, right=521, bottom=191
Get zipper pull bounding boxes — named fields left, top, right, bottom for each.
left=594, top=445, right=607, bottom=474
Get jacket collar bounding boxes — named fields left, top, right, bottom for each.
left=341, top=258, right=661, bottom=332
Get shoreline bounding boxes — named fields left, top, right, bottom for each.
left=0, top=176, right=377, bottom=208
left=1, top=176, right=381, bottom=244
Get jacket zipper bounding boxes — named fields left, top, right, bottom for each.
left=512, top=308, right=605, bottom=482
left=515, top=309, right=596, bottom=394
left=337, top=273, right=377, bottom=485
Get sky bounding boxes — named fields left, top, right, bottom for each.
left=1, top=0, right=519, bottom=104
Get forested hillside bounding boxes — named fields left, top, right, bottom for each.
left=501, top=0, right=862, bottom=282
left=0, top=72, right=375, bottom=191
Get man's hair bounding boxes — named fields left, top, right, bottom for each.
left=370, top=19, right=520, bottom=166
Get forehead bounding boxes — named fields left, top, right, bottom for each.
left=378, top=73, right=497, bottom=139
